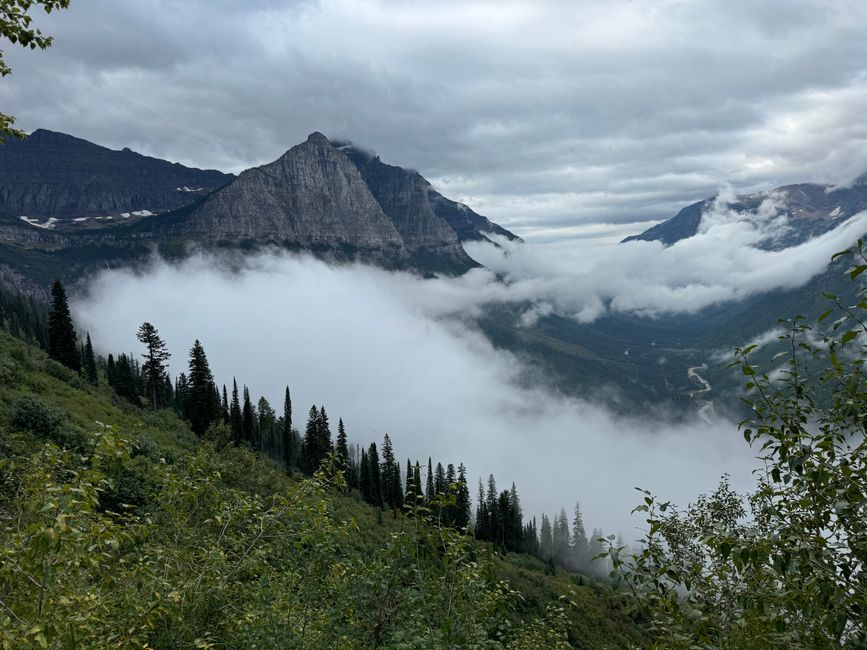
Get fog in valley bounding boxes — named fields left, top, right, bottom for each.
left=70, top=203, right=864, bottom=538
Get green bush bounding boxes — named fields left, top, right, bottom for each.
left=10, top=394, right=63, bottom=437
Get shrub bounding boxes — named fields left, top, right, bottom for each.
left=10, top=394, right=63, bottom=437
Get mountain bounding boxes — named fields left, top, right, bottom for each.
left=0, top=130, right=520, bottom=296
left=0, top=129, right=234, bottom=220
left=622, top=173, right=867, bottom=247
left=337, top=141, right=520, bottom=244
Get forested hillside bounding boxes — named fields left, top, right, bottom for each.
left=0, top=316, right=642, bottom=648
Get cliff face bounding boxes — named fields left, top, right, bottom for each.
left=341, top=143, right=520, bottom=246
left=339, top=144, right=478, bottom=270
left=0, top=129, right=233, bottom=218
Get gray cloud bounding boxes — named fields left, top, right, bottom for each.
left=5, top=0, right=867, bottom=237
left=73, top=250, right=757, bottom=538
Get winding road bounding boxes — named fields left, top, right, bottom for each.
left=687, top=363, right=714, bottom=423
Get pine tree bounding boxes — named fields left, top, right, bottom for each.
left=425, top=458, right=435, bottom=503
left=113, top=353, right=139, bottom=405
left=367, top=442, right=383, bottom=509
left=47, top=280, right=80, bottom=372
left=230, top=379, right=242, bottom=444
left=82, top=333, right=98, bottom=384
left=572, top=501, right=589, bottom=570
left=221, top=385, right=229, bottom=424
left=318, top=406, right=332, bottom=457
left=434, top=462, right=446, bottom=496
left=476, top=478, right=488, bottom=541
left=455, top=464, right=471, bottom=529
left=242, top=386, right=255, bottom=446
left=302, top=405, right=320, bottom=474
left=380, top=434, right=402, bottom=514
left=174, top=372, right=188, bottom=414
left=359, top=448, right=370, bottom=502
left=282, top=386, right=293, bottom=471
left=256, top=396, right=274, bottom=453
left=509, top=483, right=523, bottom=552
left=186, top=339, right=217, bottom=436
left=335, top=418, right=350, bottom=489
left=106, top=353, right=116, bottom=386
left=136, top=322, right=171, bottom=410
left=405, top=459, right=415, bottom=505
left=540, top=514, right=554, bottom=561
left=553, top=509, right=571, bottom=567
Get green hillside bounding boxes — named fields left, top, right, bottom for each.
left=0, top=330, right=643, bottom=649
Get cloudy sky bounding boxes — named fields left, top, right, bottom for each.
left=6, top=0, right=867, bottom=237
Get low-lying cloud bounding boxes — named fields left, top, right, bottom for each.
left=75, top=250, right=762, bottom=539
left=468, top=202, right=867, bottom=321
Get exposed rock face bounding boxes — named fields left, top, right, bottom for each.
left=339, top=144, right=477, bottom=270
left=340, top=143, right=520, bottom=245
left=622, top=173, right=867, bottom=248
left=138, top=133, right=408, bottom=263
left=0, top=129, right=233, bottom=218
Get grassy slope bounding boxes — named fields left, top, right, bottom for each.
left=0, top=331, right=644, bottom=648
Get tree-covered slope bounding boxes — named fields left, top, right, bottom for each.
left=0, top=331, right=643, bottom=648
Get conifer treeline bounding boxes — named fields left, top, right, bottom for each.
left=7, top=279, right=615, bottom=577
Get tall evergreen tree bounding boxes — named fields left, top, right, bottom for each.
left=221, top=385, right=230, bottom=424
left=282, top=386, right=293, bottom=471
left=302, top=405, right=320, bottom=474
left=367, top=442, right=383, bottom=509
left=47, top=280, right=80, bottom=372
left=242, top=386, right=255, bottom=446
left=186, top=339, right=217, bottom=436
left=380, top=434, right=402, bottom=514
left=434, top=462, right=446, bottom=496
left=106, top=353, right=116, bottom=386
left=455, top=464, right=471, bottom=530
left=540, top=514, right=553, bottom=561
left=572, top=501, right=589, bottom=569
left=425, top=458, right=435, bottom=503
left=136, top=322, right=170, bottom=410
left=359, top=448, right=370, bottom=502
left=335, top=418, right=350, bottom=489
left=113, top=353, right=139, bottom=405
left=230, top=379, right=242, bottom=444
left=256, top=396, right=274, bottom=453
left=82, top=333, right=98, bottom=384
left=552, top=509, right=571, bottom=567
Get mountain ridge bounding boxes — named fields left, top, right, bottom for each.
left=0, top=129, right=520, bottom=294
left=622, top=173, right=867, bottom=248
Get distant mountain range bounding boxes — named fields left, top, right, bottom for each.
left=622, top=173, right=867, bottom=248
left=0, top=129, right=519, bottom=296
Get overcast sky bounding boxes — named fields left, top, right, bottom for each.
left=6, top=0, right=867, bottom=237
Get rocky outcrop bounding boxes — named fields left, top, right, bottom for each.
left=0, top=129, right=233, bottom=218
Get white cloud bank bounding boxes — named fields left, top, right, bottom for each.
left=75, top=250, right=761, bottom=539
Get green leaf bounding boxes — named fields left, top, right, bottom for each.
left=850, top=265, right=867, bottom=279
left=841, top=330, right=858, bottom=345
